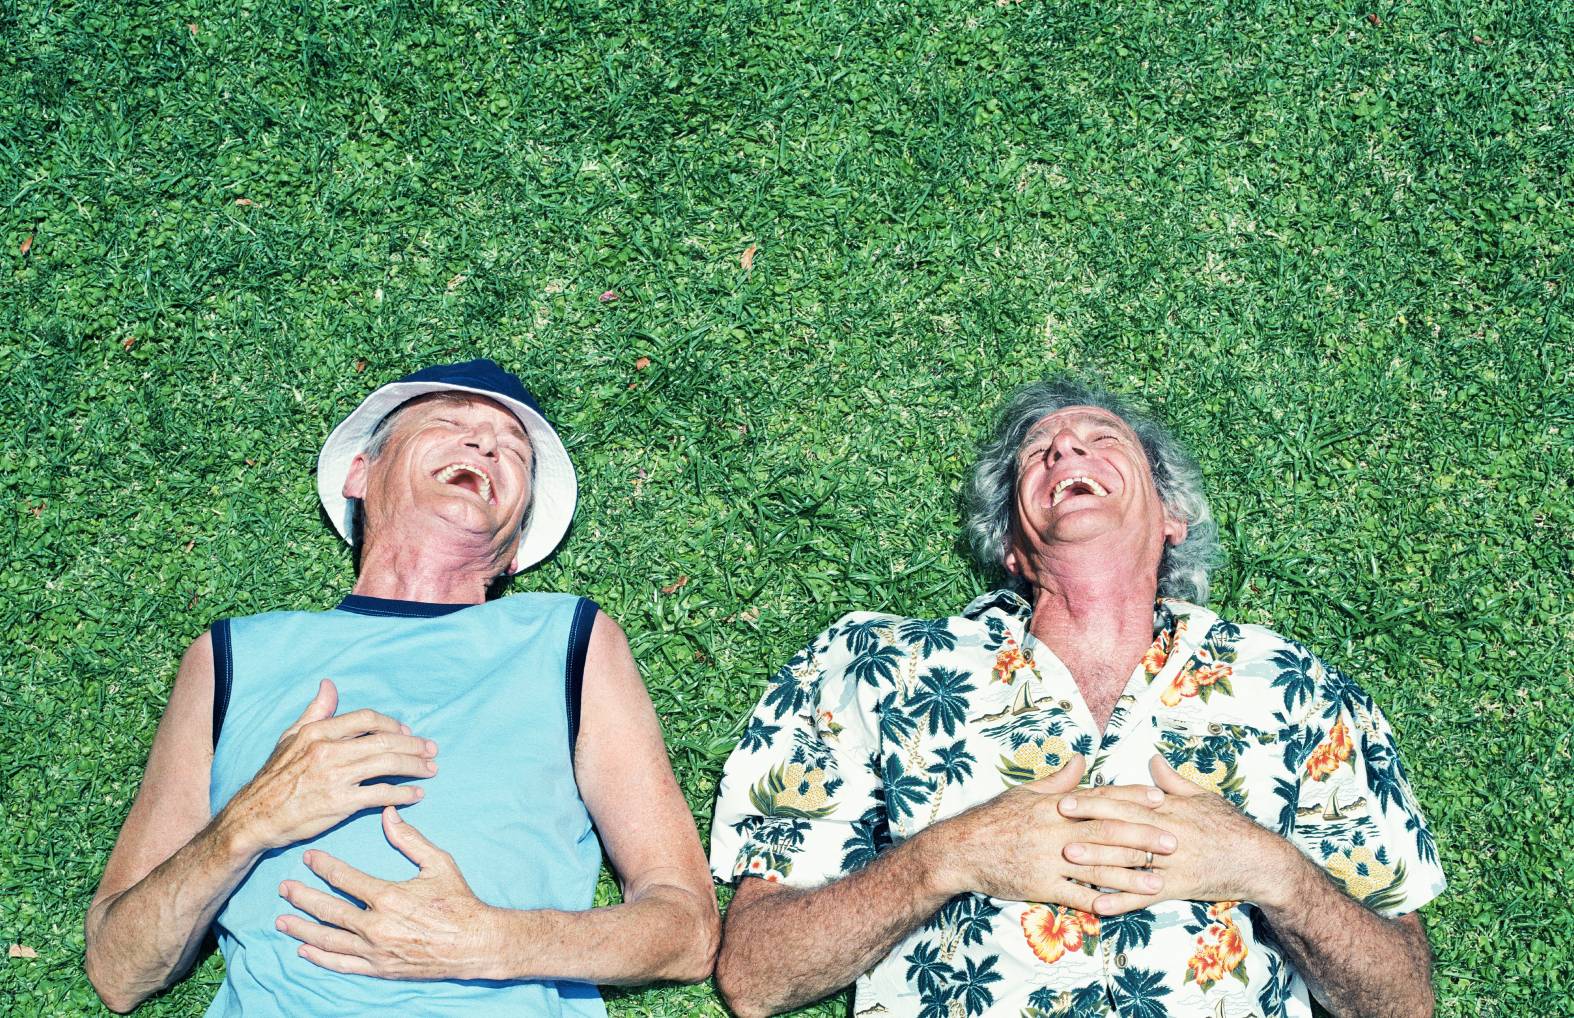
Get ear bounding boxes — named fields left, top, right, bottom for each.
left=342, top=452, right=370, bottom=500
left=1002, top=545, right=1022, bottom=577
left=1162, top=515, right=1188, bottom=548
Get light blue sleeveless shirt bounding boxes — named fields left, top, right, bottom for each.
left=205, top=592, right=605, bottom=1017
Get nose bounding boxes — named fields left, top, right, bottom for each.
left=463, top=424, right=499, bottom=458
left=1048, top=427, right=1087, bottom=462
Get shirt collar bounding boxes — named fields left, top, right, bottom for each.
left=334, top=593, right=474, bottom=618
left=964, top=588, right=1184, bottom=648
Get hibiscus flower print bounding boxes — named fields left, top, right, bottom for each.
left=1021, top=904, right=1100, bottom=964
left=1184, top=916, right=1249, bottom=989
left=992, top=643, right=1031, bottom=684
left=1305, top=718, right=1354, bottom=781
left=1160, top=661, right=1232, bottom=706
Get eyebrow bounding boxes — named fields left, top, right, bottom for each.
left=1021, top=413, right=1125, bottom=446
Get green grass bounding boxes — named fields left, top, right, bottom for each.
left=2, top=0, right=1571, bottom=1014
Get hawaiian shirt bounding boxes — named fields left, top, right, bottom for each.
left=710, top=591, right=1446, bottom=1018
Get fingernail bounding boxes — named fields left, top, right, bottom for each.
left=425, top=740, right=437, bottom=755
left=1066, top=843, right=1084, bottom=858
left=303, top=850, right=315, bottom=865
left=1147, top=788, right=1164, bottom=804
left=278, top=882, right=289, bottom=897
left=276, top=917, right=287, bottom=931
left=414, top=786, right=424, bottom=798
left=388, top=808, right=403, bottom=824
left=426, top=761, right=437, bottom=775
left=1144, top=874, right=1162, bottom=891
left=1062, top=797, right=1078, bottom=811
left=400, top=723, right=411, bottom=735
left=1160, top=834, right=1177, bottom=851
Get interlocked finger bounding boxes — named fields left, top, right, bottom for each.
left=1058, top=795, right=1174, bottom=826
left=1067, top=784, right=1165, bottom=807
left=1064, top=864, right=1164, bottom=895
left=1063, top=843, right=1157, bottom=869
left=1078, top=818, right=1178, bottom=855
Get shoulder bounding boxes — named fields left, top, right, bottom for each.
left=1179, top=604, right=1384, bottom=718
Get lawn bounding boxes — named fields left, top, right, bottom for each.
left=2, top=0, right=1570, bottom=1014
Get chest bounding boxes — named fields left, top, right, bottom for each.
left=858, top=638, right=1297, bottom=842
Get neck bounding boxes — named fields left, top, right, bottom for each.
left=1024, top=549, right=1160, bottom=722
left=351, top=540, right=500, bottom=604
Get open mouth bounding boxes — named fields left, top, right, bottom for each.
left=435, top=463, right=495, bottom=505
left=1050, top=475, right=1108, bottom=507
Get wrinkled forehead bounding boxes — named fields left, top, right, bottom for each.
left=1020, top=404, right=1138, bottom=449
left=390, top=392, right=532, bottom=443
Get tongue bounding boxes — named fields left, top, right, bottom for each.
left=448, top=472, right=482, bottom=496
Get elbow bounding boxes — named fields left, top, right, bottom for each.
left=714, top=940, right=776, bottom=1018
left=84, top=953, right=140, bottom=1014
left=668, top=899, right=721, bottom=985
left=83, top=910, right=143, bottom=1014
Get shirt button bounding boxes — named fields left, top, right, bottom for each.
left=1207, top=722, right=1223, bottom=735
left=1114, top=952, right=1128, bottom=968
left=1093, top=774, right=1107, bottom=786
left=1058, top=699, right=1073, bottom=712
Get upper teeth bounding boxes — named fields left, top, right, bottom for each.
left=437, top=463, right=493, bottom=502
left=1051, top=476, right=1107, bottom=506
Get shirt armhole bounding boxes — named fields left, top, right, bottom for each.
left=210, top=618, right=234, bottom=749
left=564, top=597, right=599, bottom=767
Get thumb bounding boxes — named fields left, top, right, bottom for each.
left=382, top=806, right=448, bottom=872
left=284, top=679, right=337, bottom=736
left=1149, top=755, right=1202, bottom=797
left=1034, top=753, right=1087, bottom=793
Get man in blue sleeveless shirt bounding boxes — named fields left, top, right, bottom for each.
left=86, top=360, right=719, bottom=1014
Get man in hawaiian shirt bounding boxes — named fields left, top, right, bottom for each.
left=710, top=379, right=1443, bottom=1018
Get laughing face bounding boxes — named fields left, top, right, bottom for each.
left=342, top=393, right=535, bottom=572
left=1005, top=405, right=1185, bottom=582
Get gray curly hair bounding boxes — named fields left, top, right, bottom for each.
left=962, top=378, right=1222, bottom=604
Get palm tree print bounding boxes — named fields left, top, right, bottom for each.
left=842, top=618, right=895, bottom=653
left=739, top=716, right=780, bottom=753
left=849, top=644, right=906, bottom=687
left=881, top=752, right=932, bottom=823
left=1111, top=966, right=1173, bottom=1018
left=952, top=955, right=1003, bottom=1016
left=762, top=655, right=817, bottom=720
left=1099, top=909, right=1156, bottom=955
left=712, top=594, right=1445, bottom=1018
left=926, top=894, right=999, bottom=953
left=900, top=618, right=958, bottom=656
left=878, top=690, right=919, bottom=744
left=904, top=940, right=953, bottom=997
left=1269, top=646, right=1318, bottom=712
left=909, top=667, right=976, bottom=736
left=928, top=740, right=977, bottom=785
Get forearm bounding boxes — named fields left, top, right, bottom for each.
left=481, top=883, right=719, bottom=986
left=85, top=814, right=258, bottom=1013
left=715, top=829, right=957, bottom=1018
left=1258, top=849, right=1433, bottom=1018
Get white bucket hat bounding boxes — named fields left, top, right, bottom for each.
left=316, top=359, right=577, bottom=572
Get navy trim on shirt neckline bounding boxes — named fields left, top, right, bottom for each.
left=334, top=594, right=475, bottom=618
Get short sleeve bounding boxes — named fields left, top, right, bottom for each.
left=709, top=618, right=887, bottom=890
left=1287, top=662, right=1446, bottom=917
